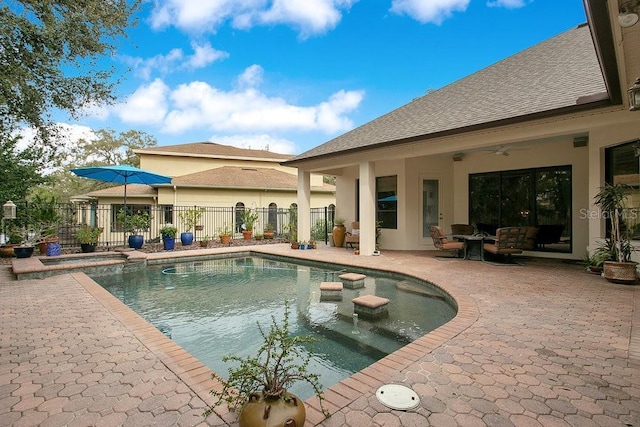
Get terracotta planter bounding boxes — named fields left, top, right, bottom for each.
left=242, top=230, right=253, bottom=240
left=220, top=234, right=231, bottom=245
left=0, top=245, right=17, bottom=258
left=263, top=231, right=275, bottom=240
left=332, top=224, right=346, bottom=247
left=603, top=261, right=638, bottom=284
left=200, top=240, right=209, bottom=248
left=239, top=392, right=305, bottom=427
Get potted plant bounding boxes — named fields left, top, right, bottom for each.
left=200, top=235, right=211, bottom=248
left=160, top=225, right=178, bottom=251
left=204, top=301, right=327, bottom=426
left=117, top=209, right=152, bottom=249
left=263, top=223, right=275, bottom=240
left=240, top=208, right=259, bottom=240
left=332, top=218, right=346, bottom=248
left=218, top=224, right=232, bottom=245
left=77, top=226, right=102, bottom=253
left=179, top=208, right=205, bottom=246
left=13, top=227, right=40, bottom=258
left=254, top=233, right=263, bottom=241
left=29, top=194, right=61, bottom=254
left=593, top=183, right=638, bottom=283
left=583, top=242, right=612, bottom=274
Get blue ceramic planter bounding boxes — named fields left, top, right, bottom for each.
left=163, top=237, right=175, bottom=251
left=180, top=232, right=194, bottom=246
left=128, top=235, right=144, bottom=249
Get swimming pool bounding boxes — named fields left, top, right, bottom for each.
left=93, top=255, right=456, bottom=400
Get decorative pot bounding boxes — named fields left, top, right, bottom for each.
left=200, top=240, right=209, bottom=248
left=46, top=242, right=61, bottom=256
left=163, top=237, right=175, bottom=251
left=242, top=230, right=253, bottom=240
left=238, top=392, right=305, bottom=427
left=290, top=241, right=299, bottom=249
left=128, top=235, right=144, bottom=249
left=220, top=234, right=231, bottom=245
left=332, top=224, right=346, bottom=248
left=603, top=261, right=638, bottom=284
left=0, top=245, right=17, bottom=258
left=38, top=237, right=59, bottom=255
left=14, top=246, right=34, bottom=258
left=181, top=232, right=194, bottom=246
left=263, top=231, right=275, bottom=240
left=80, top=243, right=97, bottom=253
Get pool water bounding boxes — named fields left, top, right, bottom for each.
left=93, top=256, right=456, bottom=400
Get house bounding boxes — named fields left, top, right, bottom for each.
left=284, top=0, right=640, bottom=259
left=75, top=142, right=335, bottom=243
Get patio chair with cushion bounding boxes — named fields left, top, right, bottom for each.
left=451, top=224, right=475, bottom=236
left=345, top=222, right=360, bottom=249
left=429, top=226, right=464, bottom=258
left=483, top=227, right=529, bottom=263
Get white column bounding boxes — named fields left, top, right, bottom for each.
left=297, top=170, right=311, bottom=242
left=359, top=161, right=376, bottom=255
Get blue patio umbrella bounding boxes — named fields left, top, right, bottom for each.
left=71, top=165, right=172, bottom=246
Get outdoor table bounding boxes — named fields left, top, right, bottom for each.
left=453, top=235, right=494, bottom=261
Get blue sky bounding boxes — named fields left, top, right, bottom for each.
left=65, top=0, right=588, bottom=155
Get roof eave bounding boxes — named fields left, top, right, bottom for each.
left=283, top=99, right=613, bottom=166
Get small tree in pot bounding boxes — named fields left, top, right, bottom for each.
left=179, top=208, right=205, bottom=246
left=77, top=226, right=102, bottom=253
left=593, top=183, right=637, bottom=283
left=204, top=301, right=328, bottom=426
left=159, top=225, right=178, bottom=251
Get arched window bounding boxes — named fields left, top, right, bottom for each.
left=268, top=203, right=277, bottom=231
left=328, top=204, right=336, bottom=225
left=235, top=202, right=245, bottom=233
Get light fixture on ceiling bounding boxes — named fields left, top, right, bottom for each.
left=628, top=77, right=640, bottom=111
left=618, top=0, right=640, bottom=27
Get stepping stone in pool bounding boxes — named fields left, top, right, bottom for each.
left=320, top=281, right=343, bottom=301
left=339, top=272, right=366, bottom=289
left=352, top=294, right=390, bottom=319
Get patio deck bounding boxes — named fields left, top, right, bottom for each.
left=1, top=244, right=639, bottom=426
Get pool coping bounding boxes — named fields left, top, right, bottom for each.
left=67, top=245, right=479, bottom=425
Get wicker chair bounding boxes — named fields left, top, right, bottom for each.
left=429, top=226, right=464, bottom=257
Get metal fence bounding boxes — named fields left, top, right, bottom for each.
left=2, top=202, right=336, bottom=248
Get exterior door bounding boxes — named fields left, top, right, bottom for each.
left=421, top=178, right=440, bottom=240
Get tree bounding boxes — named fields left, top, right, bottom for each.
left=0, top=136, right=50, bottom=203
left=75, top=129, right=158, bottom=167
left=0, top=0, right=141, bottom=144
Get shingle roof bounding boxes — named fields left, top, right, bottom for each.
left=172, top=166, right=334, bottom=191
left=287, top=24, right=607, bottom=163
left=83, top=184, right=158, bottom=197
left=135, top=142, right=293, bottom=161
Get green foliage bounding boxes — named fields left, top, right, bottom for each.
left=76, top=226, right=102, bottom=244
left=159, top=225, right=178, bottom=239
left=204, top=301, right=327, bottom=417
left=27, top=193, right=60, bottom=236
left=593, top=183, right=634, bottom=262
left=0, top=136, right=50, bottom=202
left=217, top=224, right=232, bottom=236
left=75, top=129, right=157, bottom=168
left=116, top=209, right=152, bottom=235
left=240, top=208, right=259, bottom=231
left=0, top=0, right=141, bottom=144
left=179, top=208, right=205, bottom=232
left=310, top=218, right=327, bottom=241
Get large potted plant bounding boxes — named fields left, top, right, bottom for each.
left=179, top=208, right=205, bottom=246
left=117, top=209, right=152, bottom=249
left=240, top=208, right=259, bottom=240
left=29, top=194, right=61, bottom=254
left=218, top=224, right=232, bottom=245
left=204, top=301, right=328, bottom=426
left=594, top=183, right=638, bottom=284
left=332, top=218, right=346, bottom=248
left=160, top=225, right=178, bottom=251
left=77, top=226, right=102, bottom=253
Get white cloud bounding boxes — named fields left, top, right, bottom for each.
left=486, top=0, right=527, bottom=8
left=149, top=0, right=357, bottom=37
left=208, top=134, right=297, bottom=154
left=114, top=78, right=170, bottom=125
left=122, top=42, right=229, bottom=80
left=390, top=0, right=470, bottom=24
left=236, top=64, right=264, bottom=89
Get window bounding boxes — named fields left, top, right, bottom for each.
left=161, top=205, right=173, bottom=225
left=469, top=166, right=571, bottom=252
left=268, top=203, right=277, bottom=230
left=605, top=140, right=640, bottom=238
left=235, top=202, right=245, bottom=233
left=376, top=175, right=397, bottom=229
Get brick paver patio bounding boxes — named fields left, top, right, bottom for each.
left=1, top=245, right=639, bottom=426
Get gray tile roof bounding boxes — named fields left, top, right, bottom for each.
left=136, top=142, right=293, bottom=161
left=287, top=23, right=607, bottom=163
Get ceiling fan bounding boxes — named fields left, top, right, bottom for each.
left=481, top=145, right=517, bottom=156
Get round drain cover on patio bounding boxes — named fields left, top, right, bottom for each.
left=376, top=384, right=420, bottom=410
